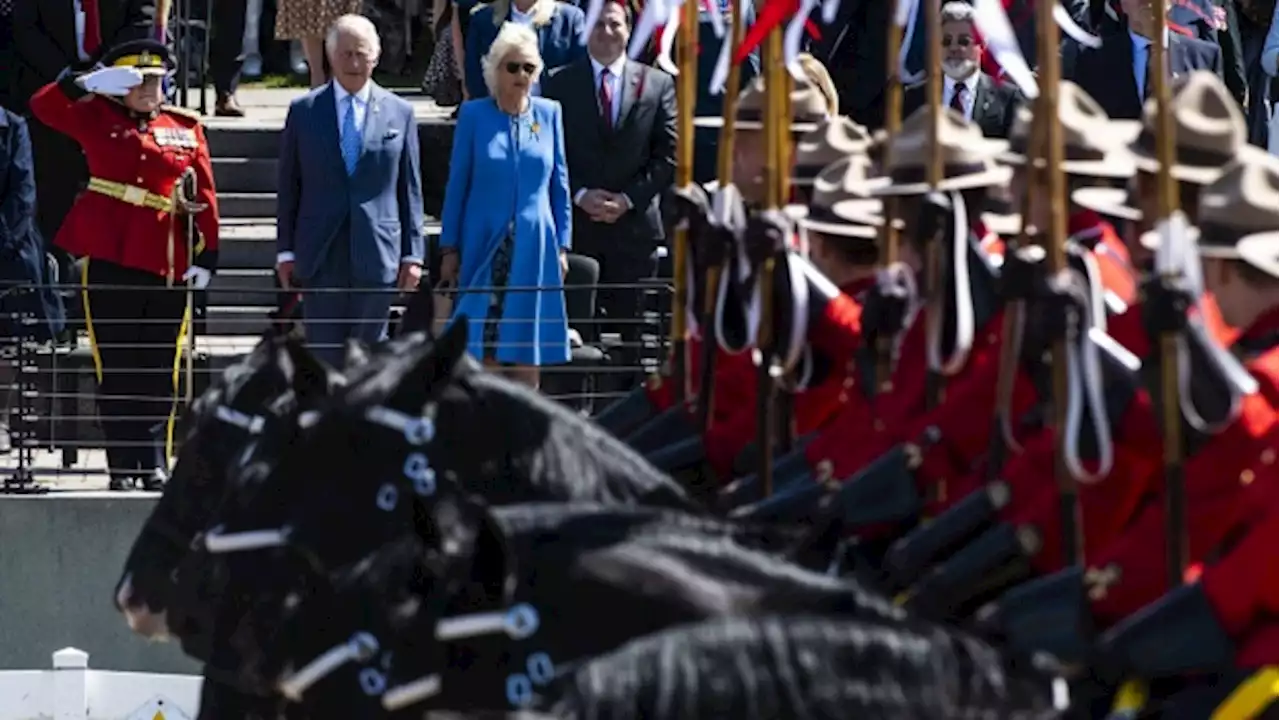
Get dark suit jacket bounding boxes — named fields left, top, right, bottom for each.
left=1063, top=28, right=1224, bottom=120
left=542, top=57, right=677, bottom=265
left=902, top=73, right=1023, bottom=138
left=11, top=0, right=155, bottom=110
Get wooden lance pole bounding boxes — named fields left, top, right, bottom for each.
left=698, top=0, right=748, bottom=433
left=1035, top=0, right=1083, bottom=567
left=1148, top=0, right=1187, bottom=589
left=670, top=0, right=700, bottom=405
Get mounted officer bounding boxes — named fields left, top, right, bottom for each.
left=28, top=39, right=219, bottom=490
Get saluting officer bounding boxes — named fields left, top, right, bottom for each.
left=28, top=39, right=219, bottom=491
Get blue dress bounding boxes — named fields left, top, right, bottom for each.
left=440, top=97, right=572, bottom=366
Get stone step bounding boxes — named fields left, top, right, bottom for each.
left=218, top=192, right=276, bottom=219
left=203, top=305, right=273, bottom=336
left=206, top=268, right=277, bottom=306
left=218, top=220, right=443, bottom=269
left=213, top=158, right=278, bottom=195
left=205, top=125, right=282, bottom=159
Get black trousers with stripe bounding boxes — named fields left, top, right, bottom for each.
left=81, top=259, right=188, bottom=478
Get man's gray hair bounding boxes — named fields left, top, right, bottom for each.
left=326, top=14, right=382, bottom=59
left=481, top=22, right=544, bottom=97
left=940, top=1, right=975, bottom=24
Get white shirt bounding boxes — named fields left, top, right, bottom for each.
left=590, top=55, right=626, bottom=127
left=73, top=0, right=90, bottom=62
left=333, top=79, right=373, bottom=142
left=510, top=5, right=535, bottom=24
left=944, top=73, right=979, bottom=121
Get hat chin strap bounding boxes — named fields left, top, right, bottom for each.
left=1155, top=212, right=1257, bottom=433
left=1060, top=249, right=1115, bottom=483
left=925, top=191, right=977, bottom=377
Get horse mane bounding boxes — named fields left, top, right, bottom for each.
left=489, top=503, right=818, bottom=560
left=465, top=372, right=694, bottom=508
left=548, top=616, right=1064, bottom=719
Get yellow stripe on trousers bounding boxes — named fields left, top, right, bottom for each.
left=1211, top=667, right=1279, bottom=720
left=165, top=307, right=191, bottom=466
left=80, top=259, right=104, bottom=384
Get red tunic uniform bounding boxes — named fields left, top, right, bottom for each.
left=702, top=276, right=874, bottom=479
left=28, top=81, right=219, bottom=280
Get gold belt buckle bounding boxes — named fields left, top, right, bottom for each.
left=122, top=185, right=148, bottom=206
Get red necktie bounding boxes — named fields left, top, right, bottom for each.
left=950, top=83, right=966, bottom=113
left=82, top=0, right=102, bottom=56
left=599, top=69, right=614, bottom=131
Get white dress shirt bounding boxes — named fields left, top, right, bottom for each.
left=944, top=73, right=980, bottom=121
left=334, top=79, right=373, bottom=141
left=590, top=55, right=626, bottom=128
left=73, top=0, right=91, bottom=62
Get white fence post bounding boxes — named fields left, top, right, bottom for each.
left=52, top=647, right=89, bottom=720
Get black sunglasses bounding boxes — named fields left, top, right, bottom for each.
left=942, top=35, right=974, bottom=48
left=505, top=62, right=538, bottom=75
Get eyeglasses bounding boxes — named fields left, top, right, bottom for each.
left=941, top=35, right=974, bottom=48
left=505, top=62, right=538, bottom=75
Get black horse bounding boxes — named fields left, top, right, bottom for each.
left=544, top=615, right=1068, bottom=719
left=234, top=493, right=901, bottom=715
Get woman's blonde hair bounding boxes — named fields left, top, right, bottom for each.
left=486, top=0, right=556, bottom=27
left=481, top=22, right=545, bottom=97
left=797, top=53, right=839, bottom=116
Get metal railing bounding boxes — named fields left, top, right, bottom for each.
left=0, top=276, right=673, bottom=492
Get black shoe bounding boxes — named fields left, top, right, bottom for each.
left=108, top=475, right=135, bottom=491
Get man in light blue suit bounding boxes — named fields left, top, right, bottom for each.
left=276, top=14, right=426, bottom=366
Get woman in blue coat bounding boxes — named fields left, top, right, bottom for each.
left=463, top=0, right=586, bottom=100
left=439, top=22, right=572, bottom=387
left=0, top=106, right=66, bottom=451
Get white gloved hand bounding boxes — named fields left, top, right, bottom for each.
left=78, top=66, right=145, bottom=96
left=182, top=265, right=213, bottom=290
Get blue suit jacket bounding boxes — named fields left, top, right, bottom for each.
left=276, top=83, right=426, bottom=286
left=0, top=108, right=64, bottom=341
left=464, top=2, right=587, bottom=100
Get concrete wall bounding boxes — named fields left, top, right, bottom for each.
left=0, top=493, right=200, bottom=674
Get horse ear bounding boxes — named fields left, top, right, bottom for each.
left=343, top=338, right=370, bottom=370
left=282, top=337, right=331, bottom=405
left=392, top=317, right=470, bottom=402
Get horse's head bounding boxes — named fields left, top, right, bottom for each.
left=114, top=333, right=299, bottom=644
left=260, top=494, right=516, bottom=714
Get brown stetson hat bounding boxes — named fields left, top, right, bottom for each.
left=1138, top=149, right=1280, bottom=253
left=1080, top=142, right=1280, bottom=221
left=793, top=117, right=873, bottom=186
left=999, top=81, right=1139, bottom=179
left=787, top=153, right=887, bottom=238
left=693, top=76, right=830, bottom=133
left=1129, top=71, right=1246, bottom=185
left=868, top=106, right=1012, bottom=196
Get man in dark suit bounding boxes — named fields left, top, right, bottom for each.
left=542, top=0, right=676, bottom=378
left=902, top=1, right=1022, bottom=138
left=12, top=0, right=154, bottom=247
left=1064, top=0, right=1224, bottom=120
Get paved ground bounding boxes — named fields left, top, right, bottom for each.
left=1, top=448, right=126, bottom=492
left=195, top=86, right=457, bottom=128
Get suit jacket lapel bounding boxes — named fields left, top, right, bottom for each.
left=615, top=61, right=642, bottom=131
left=583, top=61, right=611, bottom=140
left=360, top=84, right=389, bottom=165
left=316, top=83, right=350, bottom=182
left=971, top=74, right=992, bottom=127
